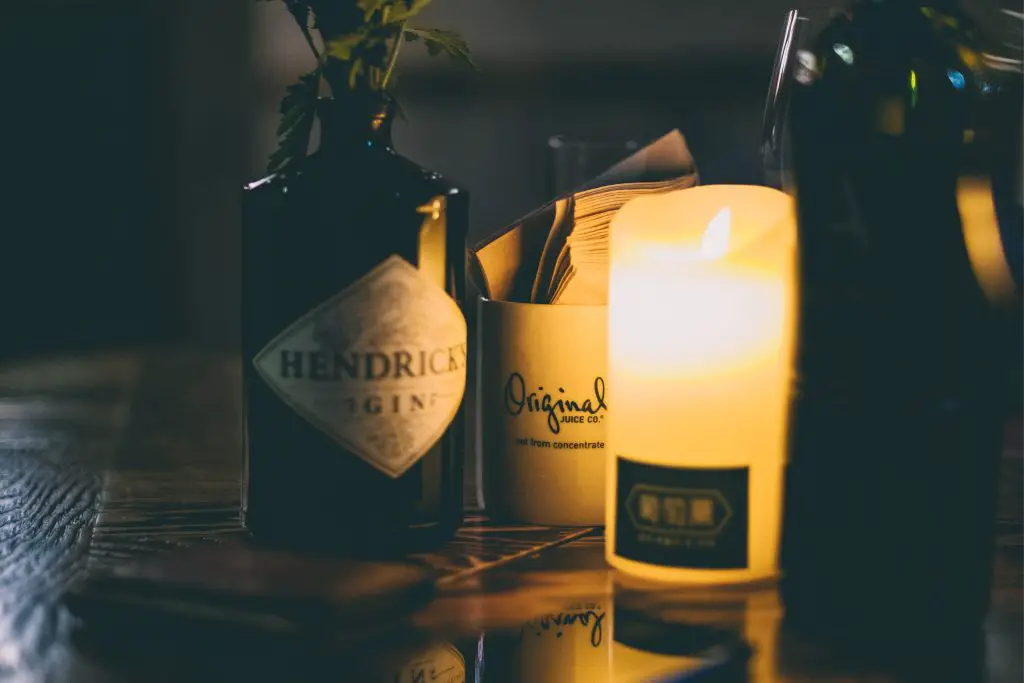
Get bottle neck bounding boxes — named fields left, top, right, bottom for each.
left=316, top=95, right=394, bottom=153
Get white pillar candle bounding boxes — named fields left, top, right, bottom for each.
left=606, top=185, right=797, bottom=585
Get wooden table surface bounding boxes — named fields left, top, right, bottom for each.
left=1, top=349, right=1020, bottom=683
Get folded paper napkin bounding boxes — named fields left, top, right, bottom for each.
left=469, top=130, right=699, bottom=305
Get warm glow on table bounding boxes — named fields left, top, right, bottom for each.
left=606, top=185, right=797, bottom=585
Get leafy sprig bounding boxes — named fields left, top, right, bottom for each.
left=404, top=27, right=476, bottom=68
left=259, top=0, right=476, bottom=173
left=267, top=69, right=320, bottom=173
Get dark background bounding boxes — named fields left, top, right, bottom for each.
left=0, top=0, right=1019, bottom=356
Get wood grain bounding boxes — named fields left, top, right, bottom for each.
left=88, top=352, right=245, bottom=574
left=0, top=354, right=138, bottom=681
left=0, top=350, right=1018, bottom=683
left=0, top=440, right=96, bottom=678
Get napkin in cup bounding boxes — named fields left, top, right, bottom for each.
left=469, top=130, right=699, bottom=305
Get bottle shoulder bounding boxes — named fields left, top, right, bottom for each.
left=243, top=147, right=465, bottom=203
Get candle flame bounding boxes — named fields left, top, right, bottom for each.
left=700, top=207, right=731, bottom=260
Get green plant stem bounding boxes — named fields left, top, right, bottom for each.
left=380, top=22, right=407, bottom=90
left=298, top=24, right=322, bottom=62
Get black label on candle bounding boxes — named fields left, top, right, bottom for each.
left=615, top=458, right=749, bottom=569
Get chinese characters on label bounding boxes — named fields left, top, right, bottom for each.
left=615, top=459, right=749, bottom=569
left=625, top=485, right=734, bottom=550
left=628, top=486, right=731, bottom=530
left=635, top=492, right=719, bottom=528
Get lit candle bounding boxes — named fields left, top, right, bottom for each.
left=606, top=185, right=797, bottom=585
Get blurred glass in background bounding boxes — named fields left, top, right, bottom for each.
left=546, top=135, right=640, bottom=197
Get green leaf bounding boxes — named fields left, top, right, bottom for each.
left=356, top=0, right=387, bottom=20
left=387, top=0, right=433, bottom=24
left=261, top=0, right=474, bottom=128
left=348, top=57, right=365, bottom=89
left=403, top=27, right=477, bottom=70
left=326, top=32, right=365, bottom=60
left=267, top=68, right=320, bottom=173
left=325, top=24, right=398, bottom=91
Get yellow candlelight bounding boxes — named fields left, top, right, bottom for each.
left=956, top=177, right=1017, bottom=305
left=606, top=185, right=797, bottom=585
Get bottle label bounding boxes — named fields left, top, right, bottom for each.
left=253, top=255, right=467, bottom=478
left=614, top=458, right=749, bottom=569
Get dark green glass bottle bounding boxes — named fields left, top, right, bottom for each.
left=782, top=0, right=1019, bottom=645
left=241, top=95, right=467, bottom=555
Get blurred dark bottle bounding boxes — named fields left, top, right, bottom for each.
left=242, top=95, right=468, bottom=555
left=779, top=0, right=1022, bottom=644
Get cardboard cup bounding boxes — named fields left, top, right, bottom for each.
left=478, top=298, right=608, bottom=526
